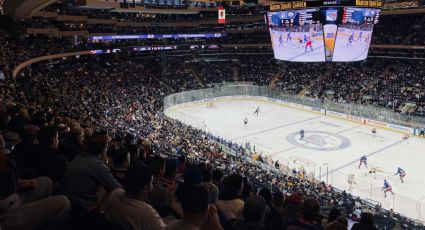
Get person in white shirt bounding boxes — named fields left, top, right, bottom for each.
left=102, top=164, right=166, bottom=230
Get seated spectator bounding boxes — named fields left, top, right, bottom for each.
left=12, top=124, right=39, bottom=177
left=127, top=144, right=141, bottom=164
left=102, top=164, right=166, bottom=230
left=62, top=134, right=122, bottom=211
left=321, top=208, right=341, bottom=228
left=283, top=198, right=321, bottom=230
left=29, top=126, right=69, bottom=184
left=212, top=169, right=224, bottom=194
left=0, top=135, right=71, bottom=229
left=216, top=174, right=244, bottom=221
left=264, top=191, right=284, bottom=230
left=160, top=159, right=179, bottom=215
left=166, top=184, right=212, bottom=230
left=59, top=126, right=85, bottom=161
left=200, top=167, right=218, bottom=203
left=110, top=147, right=131, bottom=185
left=351, top=212, right=377, bottom=230
left=147, top=155, right=170, bottom=217
left=281, top=193, right=302, bottom=224
left=324, top=216, right=347, bottom=230
left=224, top=196, right=269, bottom=230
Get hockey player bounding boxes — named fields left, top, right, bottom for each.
left=394, top=167, right=406, bottom=183
left=368, top=166, right=383, bottom=179
left=300, top=129, right=305, bottom=140
left=372, top=127, right=377, bottom=138
left=286, top=32, right=292, bottom=43
left=419, top=126, right=425, bottom=137
left=382, top=180, right=394, bottom=197
left=402, top=133, right=410, bottom=143
left=347, top=33, right=354, bottom=47
left=358, top=155, right=368, bottom=169
left=305, top=39, right=313, bottom=52
left=253, top=106, right=260, bottom=116
left=356, top=31, right=363, bottom=42
left=279, top=34, right=284, bottom=45
left=347, top=173, right=356, bottom=188
left=244, top=117, right=248, bottom=127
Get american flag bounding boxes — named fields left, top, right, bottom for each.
left=267, top=9, right=315, bottom=27
left=343, top=8, right=380, bottom=24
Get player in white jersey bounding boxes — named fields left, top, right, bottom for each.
left=347, top=173, right=356, bottom=188
left=244, top=117, right=248, bottom=127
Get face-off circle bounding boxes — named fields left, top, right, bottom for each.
left=286, top=131, right=351, bottom=151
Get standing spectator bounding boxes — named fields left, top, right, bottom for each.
left=102, top=164, right=166, bottom=230
left=351, top=212, right=377, bottom=230
left=62, top=134, right=122, bottom=211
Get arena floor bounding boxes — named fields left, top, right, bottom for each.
left=166, top=99, right=425, bottom=222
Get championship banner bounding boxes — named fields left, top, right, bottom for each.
left=218, top=7, right=226, bottom=24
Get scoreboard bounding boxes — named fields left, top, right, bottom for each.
left=268, top=0, right=383, bottom=11
left=266, top=0, right=382, bottom=62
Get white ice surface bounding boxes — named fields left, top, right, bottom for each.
left=166, top=99, right=425, bottom=221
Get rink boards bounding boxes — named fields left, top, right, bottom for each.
left=164, top=95, right=417, bottom=136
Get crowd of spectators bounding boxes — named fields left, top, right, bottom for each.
left=1, top=53, right=423, bottom=229
left=1, top=19, right=425, bottom=229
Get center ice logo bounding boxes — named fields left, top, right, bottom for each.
left=286, top=131, right=351, bottom=151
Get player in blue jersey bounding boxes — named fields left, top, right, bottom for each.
left=347, top=33, right=354, bottom=47
left=394, top=167, right=406, bottom=183
left=357, top=31, right=363, bottom=42
left=286, top=32, right=292, bottom=43
left=279, top=34, right=284, bottom=45
left=358, top=155, right=367, bottom=169
left=299, top=129, right=305, bottom=140
left=382, top=180, right=394, bottom=197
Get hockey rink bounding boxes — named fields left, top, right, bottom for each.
left=166, top=99, right=425, bottom=222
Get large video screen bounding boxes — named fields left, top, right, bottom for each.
left=267, top=7, right=380, bottom=62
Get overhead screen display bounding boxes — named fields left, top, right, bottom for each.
left=267, top=7, right=380, bottom=62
